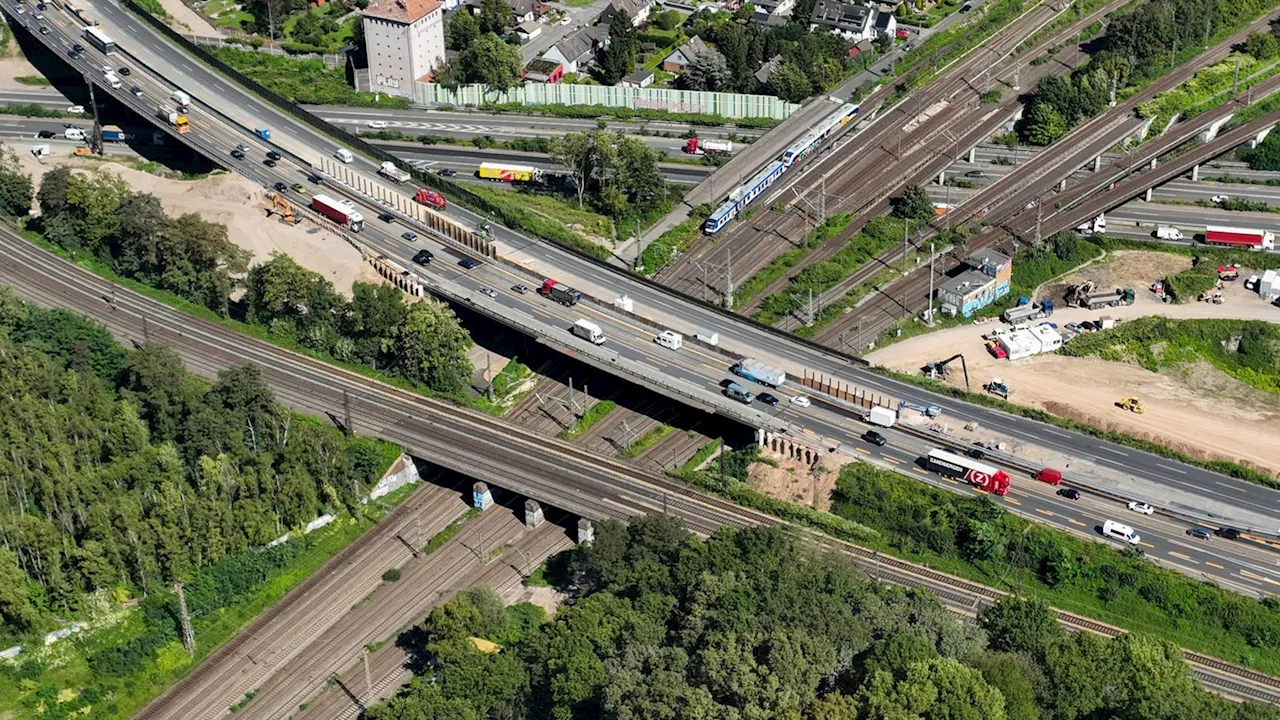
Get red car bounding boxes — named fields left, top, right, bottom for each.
left=986, top=341, right=1007, bottom=359
left=896, top=29, right=910, bottom=38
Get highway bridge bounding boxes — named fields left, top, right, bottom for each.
left=4, top=0, right=1280, bottom=549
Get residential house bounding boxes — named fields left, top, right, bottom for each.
left=542, top=26, right=606, bottom=74
left=937, top=250, right=1013, bottom=317
left=808, top=0, right=874, bottom=41
left=662, top=35, right=709, bottom=72
left=754, top=54, right=783, bottom=86
left=873, top=10, right=896, bottom=38
left=363, top=0, right=447, bottom=99
left=752, top=0, right=795, bottom=17
left=749, top=12, right=788, bottom=26
left=523, top=58, right=564, bottom=83
left=515, top=19, right=542, bottom=42
left=599, top=0, right=652, bottom=26
left=620, top=69, right=655, bottom=87
left=510, top=0, right=536, bottom=23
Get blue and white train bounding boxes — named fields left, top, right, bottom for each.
left=703, top=102, right=860, bottom=235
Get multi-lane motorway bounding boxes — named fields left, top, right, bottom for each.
left=7, top=0, right=1280, bottom=586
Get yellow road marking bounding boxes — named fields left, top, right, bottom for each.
left=1168, top=551, right=1193, bottom=561
left=882, top=456, right=900, bottom=465
left=1138, top=541, right=1154, bottom=548
left=1240, top=571, right=1280, bottom=587
left=912, top=466, right=927, bottom=473
left=1068, top=519, right=1086, bottom=527
left=1206, top=561, right=1224, bottom=569
left=1004, top=497, right=1021, bottom=505
left=942, top=477, right=958, bottom=485
left=1035, top=508, right=1054, bottom=517
left=856, top=447, right=870, bottom=455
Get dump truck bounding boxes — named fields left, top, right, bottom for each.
left=310, top=194, right=365, bottom=232
left=1001, top=299, right=1053, bottom=324
left=538, top=279, right=581, bottom=306
left=1082, top=287, right=1134, bottom=309
left=1204, top=225, right=1275, bottom=250
left=732, top=358, right=787, bottom=388
left=414, top=188, right=446, bottom=209
left=378, top=161, right=412, bottom=184
left=156, top=106, right=189, bottom=133
left=684, top=137, right=733, bottom=156
left=925, top=449, right=1010, bottom=495
left=478, top=162, right=541, bottom=183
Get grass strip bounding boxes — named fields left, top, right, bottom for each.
left=557, top=400, right=618, bottom=440
left=620, top=424, right=673, bottom=458
left=423, top=507, right=483, bottom=555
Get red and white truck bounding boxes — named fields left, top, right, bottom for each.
left=925, top=449, right=1011, bottom=495
left=1204, top=225, right=1275, bottom=250
left=414, top=188, right=446, bottom=209
left=538, top=279, right=581, bottom=306
left=684, top=137, right=733, bottom=156
left=311, top=194, right=365, bottom=232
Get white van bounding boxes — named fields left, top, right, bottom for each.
left=655, top=330, right=683, bottom=350
left=334, top=148, right=354, bottom=163
left=64, top=128, right=86, bottom=141
left=1102, top=520, right=1141, bottom=545
left=104, top=72, right=122, bottom=89
left=572, top=319, right=605, bottom=345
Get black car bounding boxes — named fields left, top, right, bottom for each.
left=1215, top=527, right=1242, bottom=540
left=1186, top=527, right=1212, bottom=540
left=263, top=159, right=277, bottom=168
left=37, top=2, right=46, bottom=8
left=401, top=231, right=418, bottom=242
left=412, top=249, right=434, bottom=266
left=436, top=168, right=458, bottom=177
left=378, top=213, right=395, bottom=223
left=307, top=173, right=323, bottom=184
left=459, top=258, right=479, bottom=270
left=73, top=43, right=84, bottom=52
left=117, top=67, right=131, bottom=76
left=131, top=85, right=144, bottom=97
left=965, top=170, right=987, bottom=178
left=965, top=446, right=986, bottom=460
left=757, top=392, right=780, bottom=406
left=1057, top=488, right=1081, bottom=500
left=273, top=181, right=287, bottom=192
left=862, top=430, right=888, bottom=446
left=230, top=148, right=245, bottom=159
left=266, top=150, right=282, bottom=161
left=38, top=25, right=48, bottom=34
left=37, top=130, right=55, bottom=138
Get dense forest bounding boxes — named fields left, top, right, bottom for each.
left=30, top=164, right=475, bottom=396
left=1019, top=1, right=1279, bottom=143
left=0, top=289, right=398, bottom=645
left=368, top=516, right=1280, bottom=720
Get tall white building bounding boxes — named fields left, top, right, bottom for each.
left=362, top=0, right=445, bottom=100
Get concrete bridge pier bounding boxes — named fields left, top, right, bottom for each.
left=759, top=431, right=819, bottom=468
left=1199, top=115, right=1234, bottom=143
left=576, top=518, right=595, bottom=545
left=1150, top=157, right=1158, bottom=171
left=1058, top=178, right=1067, bottom=192
left=938, top=171, right=946, bottom=185
left=967, top=147, right=976, bottom=164
left=1145, top=187, right=1153, bottom=202
left=1249, top=126, right=1272, bottom=149
left=1191, top=164, right=1199, bottom=182
left=472, top=481, right=493, bottom=510
left=524, top=500, right=544, bottom=528
left=1093, top=156, right=1102, bottom=172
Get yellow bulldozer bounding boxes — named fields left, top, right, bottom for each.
left=1115, top=396, right=1146, bottom=414
left=267, top=192, right=301, bottom=225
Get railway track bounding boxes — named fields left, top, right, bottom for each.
left=657, top=0, right=1128, bottom=303
left=1, top=233, right=1277, bottom=706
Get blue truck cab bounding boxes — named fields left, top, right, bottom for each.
left=255, top=127, right=271, bottom=140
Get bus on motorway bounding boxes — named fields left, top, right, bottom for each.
left=83, top=26, right=114, bottom=53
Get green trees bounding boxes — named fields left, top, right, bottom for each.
left=435, top=32, right=523, bottom=90
left=477, top=0, right=512, bottom=34
left=549, top=130, right=666, bottom=219
left=447, top=7, right=481, bottom=51
left=595, top=10, right=639, bottom=85
left=367, top=516, right=1280, bottom=720
left=0, top=292, right=400, bottom=646
left=0, top=143, right=33, bottom=217
left=890, top=184, right=935, bottom=221
left=768, top=61, right=813, bottom=103
left=1020, top=100, right=1068, bottom=146
left=681, top=49, right=732, bottom=91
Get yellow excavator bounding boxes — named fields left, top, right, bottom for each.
left=267, top=192, right=301, bottom=225
left=1116, top=396, right=1146, bottom=414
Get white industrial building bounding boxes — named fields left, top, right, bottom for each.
left=1260, top=269, right=1279, bottom=300
left=997, top=325, right=1063, bottom=361
left=362, top=0, right=446, bottom=100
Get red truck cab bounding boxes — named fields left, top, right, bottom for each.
left=1034, top=468, right=1062, bottom=485
left=414, top=188, right=446, bottom=209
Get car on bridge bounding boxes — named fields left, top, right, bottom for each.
left=291, top=182, right=306, bottom=194
left=459, top=258, right=479, bottom=270
left=263, top=158, right=277, bottom=167
left=862, top=430, right=887, bottom=446
left=757, top=392, right=780, bottom=406
left=1186, top=527, right=1212, bottom=540
left=412, top=250, right=433, bottom=265
left=368, top=120, right=388, bottom=129
left=230, top=148, right=245, bottom=159
left=400, top=231, right=417, bottom=242
left=266, top=150, right=282, bottom=161
left=38, top=25, right=47, bottom=34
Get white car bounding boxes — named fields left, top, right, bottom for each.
left=100, top=65, right=113, bottom=75
left=66, top=105, right=85, bottom=114
left=1211, top=194, right=1229, bottom=203
left=790, top=395, right=811, bottom=408
left=367, top=120, right=388, bottom=129
left=1127, top=501, right=1154, bottom=516
left=479, top=287, right=497, bottom=299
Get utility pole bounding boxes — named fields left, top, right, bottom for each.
left=485, top=355, right=495, bottom=403
left=1035, top=198, right=1043, bottom=245
left=927, top=242, right=936, bottom=326
left=175, top=583, right=196, bottom=657
left=85, top=76, right=102, bottom=156
left=1233, top=57, right=1240, bottom=96
left=1109, top=73, right=1118, bottom=107
left=364, top=647, right=372, bottom=697
left=819, top=176, right=826, bottom=224
left=724, top=248, right=734, bottom=309
left=1203, top=17, right=1210, bottom=49
left=343, top=390, right=353, bottom=437
left=901, top=220, right=909, bottom=275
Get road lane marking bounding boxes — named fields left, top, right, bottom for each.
left=1098, top=446, right=1129, bottom=456
left=942, top=477, right=958, bottom=485
left=856, top=447, right=870, bottom=454
left=1044, top=429, right=1071, bottom=438
left=882, top=456, right=900, bottom=464
left=1168, top=551, right=1194, bottom=562
left=1206, top=561, right=1224, bottom=569
left=1138, top=541, right=1154, bottom=548
left=1156, top=463, right=1187, bottom=475
left=1035, top=508, right=1054, bottom=517
left=912, top=467, right=927, bottom=473
left=1004, top=497, right=1021, bottom=505
left=1240, top=570, right=1273, bottom=585
left=1068, top=519, right=1086, bottom=527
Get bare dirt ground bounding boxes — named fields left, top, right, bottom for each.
left=749, top=451, right=846, bottom=510
left=155, top=0, right=222, bottom=36
left=12, top=145, right=380, bottom=294
left=0, top=57, right=44, bottom=91
left=868, top=251, right=1280, bottom=475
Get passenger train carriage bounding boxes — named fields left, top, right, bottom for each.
left=703, top=102, right=860, bottom=235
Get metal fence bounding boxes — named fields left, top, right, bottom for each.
left=415, top=83, right=801, bottom=120
left=182, top=33, right=346, bottom=68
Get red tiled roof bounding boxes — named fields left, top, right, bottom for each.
left=364, top=0, right=440, bottom=23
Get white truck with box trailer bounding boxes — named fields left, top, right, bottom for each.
left=731, top=358, right=786, bottom=388
left=572, top=319, right=606, bottom=345
left=378, top=161, right=412, bottom=184
left=862, top=406, right=897, bottom=428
